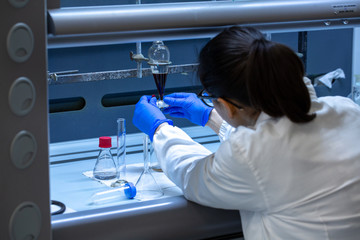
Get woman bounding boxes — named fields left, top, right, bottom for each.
left=133, top=26, right=360, bottom=239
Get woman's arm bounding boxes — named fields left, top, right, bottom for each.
left=156, top=108, right=224, bottom=135
left=205, top=109, right=223, bottom=134
left=153, top=124, right=266, bottom=211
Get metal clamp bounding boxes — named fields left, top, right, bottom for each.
left=130, top=51, right=149, bottom=63
left=48, top=70, right=79, bottom=83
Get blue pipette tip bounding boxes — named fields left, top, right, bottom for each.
left=124, top=182, right=137, bottom=199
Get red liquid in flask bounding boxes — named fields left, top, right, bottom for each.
left=153, top=73, right=167, bottom=100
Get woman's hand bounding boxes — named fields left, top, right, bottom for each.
left=163, top=92, right=213, bottom=126
left=133, top=96, right=173, bottom=141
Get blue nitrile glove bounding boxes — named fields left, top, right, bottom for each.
left=163, top=92, right=213, bottom=126
left=133, top=96, right=173, bottom=141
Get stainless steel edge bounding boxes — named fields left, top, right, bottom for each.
left=51, top=196, right=242, bottom=240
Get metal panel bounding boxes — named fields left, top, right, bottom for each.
left=47, top=0, right=60, bottom=9
left=0, top=0, right=51, bottom=240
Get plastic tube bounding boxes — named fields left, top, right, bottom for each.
left=90, top=182, right=137, bottom=204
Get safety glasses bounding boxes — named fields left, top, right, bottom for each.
left=197, top=89, right=217, bottom=107
left=197, top=89, right=243, bottom=109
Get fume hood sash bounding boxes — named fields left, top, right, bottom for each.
left=48, top=0, right=360, bottom=36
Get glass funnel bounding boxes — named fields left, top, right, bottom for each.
left=148, top=41, right=171, bottom=109
left=135, top=135, right=164, bottom=200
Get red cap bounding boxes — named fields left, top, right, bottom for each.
left=99, top=136, right=112, bottom=148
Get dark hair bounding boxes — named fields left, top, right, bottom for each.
left=198, top=26, right=316, bottom=123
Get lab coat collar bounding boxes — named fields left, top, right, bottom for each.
left=254, top=112, right=272, bottom=129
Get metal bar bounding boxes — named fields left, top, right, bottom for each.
left=136, top=0, right=142, bottom=78
left=48, top=63, right=199, bottom=85
left=48, top=0, right=360, bottom=36
left=47, top=18, right=360, bottom=49
left=298, top=31, right=308, bottom=72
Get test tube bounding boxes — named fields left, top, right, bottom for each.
left=117, top=118, right=127, bottom=181
left=90, top=182, right=136, bottom=204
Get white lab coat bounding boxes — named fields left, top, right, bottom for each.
left=153, top=79, right=360, bottom=240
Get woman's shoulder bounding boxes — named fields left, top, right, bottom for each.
left=314, top=96, right=360, bottom=120
left=319, top=96, right=360, bottom=108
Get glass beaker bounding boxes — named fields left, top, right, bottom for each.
left=112, top=118, right=127, bottom=187
left=135, top=135, right=164, bottom=200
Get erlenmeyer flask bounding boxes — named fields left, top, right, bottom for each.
left=135, top=135, right=164, bottom=200
left=149, top=140, right=162, bottom=172
left=93, top=137, right=117, bottom=180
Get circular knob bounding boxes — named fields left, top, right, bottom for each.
left=8, top=77, right=36, bottom=116
left=7, top=23, right=34, bottom=63
left=10, top=130, right=37, bottom=169
left=8, top=0, right=30, bottom=8
left=9, top=202, right=41, bottom=240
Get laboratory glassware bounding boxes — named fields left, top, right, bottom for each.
left=148, top=41, right=171, bottom=109
left=90, top=182, right=137, bottom=204
left=111, top=118, right=127, bottom=187
left=93, top=136, right=117, bottom=180
left=135, top=135, right=164, bottom=200
left=149, top=142, right=162, bottom=172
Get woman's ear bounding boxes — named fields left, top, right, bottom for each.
left=217, top=98, right=237, bottom=119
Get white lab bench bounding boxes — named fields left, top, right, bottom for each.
left=50, top=126, right=242, bottom=240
